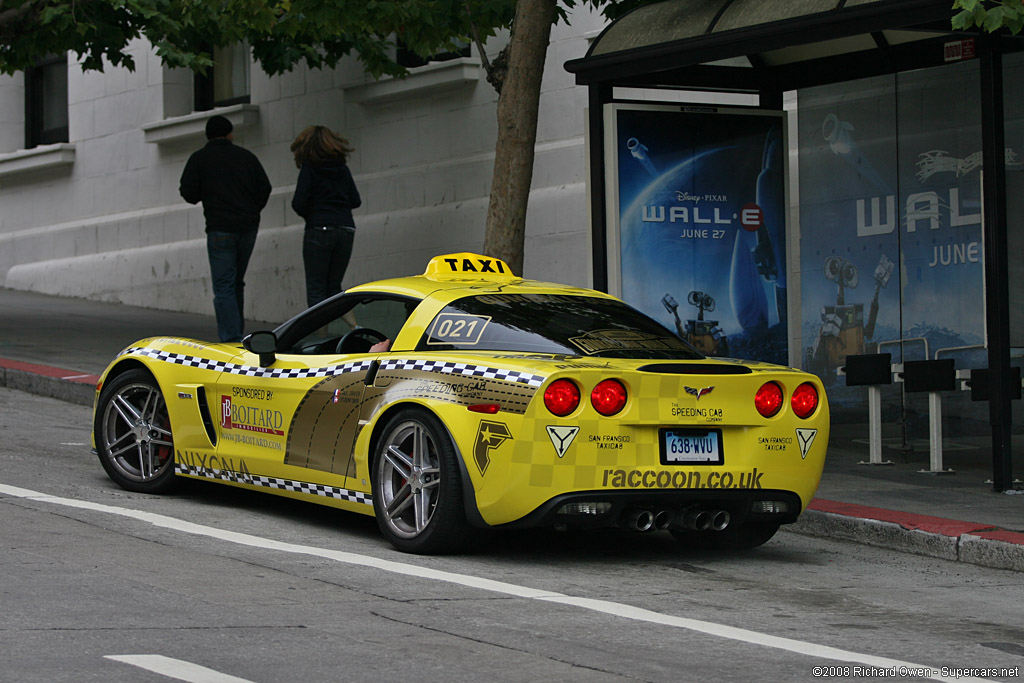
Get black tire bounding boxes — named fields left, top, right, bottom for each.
left=94, top=368, right=177, bottom=493
left=372, top=408, right=471, bottom=554
left=671, top=521, right=781, bottom=550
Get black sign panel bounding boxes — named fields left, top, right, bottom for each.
left=902, top=359, right=956, bottom=393
left=844, top=353, right=893, bottom=386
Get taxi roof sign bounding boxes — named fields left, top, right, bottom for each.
left=424, top=253, right=517, bottom=280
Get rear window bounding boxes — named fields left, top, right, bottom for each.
left=416, top=293, right=702, bottom=360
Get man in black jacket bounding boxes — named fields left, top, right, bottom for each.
left=179, top=115, right=272, bottom=342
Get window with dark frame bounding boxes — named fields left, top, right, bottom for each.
left=396, top=39, right=471, bottom=69
left=25, top=54, right=69, bottom=149
left=194, top=43, right=251, bottom=112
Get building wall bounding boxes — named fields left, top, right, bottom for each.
left=0, top=9, right=603, bottom=325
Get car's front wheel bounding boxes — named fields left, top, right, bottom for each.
left=94, top=368, right=177, bottom=493
left=372, top=408, right=471, bottom=554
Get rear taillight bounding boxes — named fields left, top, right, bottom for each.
left=544, top=379, right=580, bottom=416
left=754, top=382, right=784, bottom=418
left=591, top=379, right=627, bottom=416
left=791, top=382, right=819, bottom=419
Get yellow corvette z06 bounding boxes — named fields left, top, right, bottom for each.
left=92, top=253, right=829, bottom=554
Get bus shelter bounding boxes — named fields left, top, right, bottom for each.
left=565, top=0, right=1024, bottom=490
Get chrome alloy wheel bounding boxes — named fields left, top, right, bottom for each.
left=98, top=379, right=175, bottom=485
left=377, top=419, right=442, bottom=539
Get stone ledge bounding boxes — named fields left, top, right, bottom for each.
left=0, top=144, right=76, bottom=178
left=348, top=58, right=482, bottom=105
left=142, top=104, right=260, bottom=144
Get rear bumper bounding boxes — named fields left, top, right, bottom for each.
left=495, top=488, right=802, bottom=530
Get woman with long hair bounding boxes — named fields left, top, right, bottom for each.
left=290, top=125, right=362, bottom=308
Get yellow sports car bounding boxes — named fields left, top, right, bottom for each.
left=93, top=253, right=829, bottom=554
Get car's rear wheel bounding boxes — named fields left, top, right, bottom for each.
left=372, top=408, right=470, bottom=554
left=94, top=368, right=177, bottom=493
left=671, top=521, right=781, bottom=550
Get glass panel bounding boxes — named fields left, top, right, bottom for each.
left=1004, top=52, right=1024, bottom=349
left=213, top=43, right=250, bottom=104
left=284, top=296, right=416, bottom=355
left=417, top=294, right=701, bottom=359
left=41, top=61, right=68, bottom=131
left=797, top=74, right=899, bottom=389
left=797, top=61, right=988, bottom=438
left=896, top=61, right=983, bottom=362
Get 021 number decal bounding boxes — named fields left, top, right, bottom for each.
left=427, top=313, right=491, bottom=346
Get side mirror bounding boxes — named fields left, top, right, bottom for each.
left=242, top=331, right=278, bottom=368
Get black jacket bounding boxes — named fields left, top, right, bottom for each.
left=179, top=138, right=272, bottom=233
left=291, top=160, right=361, bottom=228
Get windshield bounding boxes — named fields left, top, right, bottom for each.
left=416, top=293, right=702, bottom=360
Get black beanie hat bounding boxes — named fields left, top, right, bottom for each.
left=205, top=115, right=233, bottom=140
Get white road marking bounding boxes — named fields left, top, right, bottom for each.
left=106, top=654, right=253, bottom=682
left=1, top=482, right=992, bottom=683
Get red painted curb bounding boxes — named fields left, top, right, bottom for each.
left=809, top=499, right=995, bottom=537
left=968, top=529, right=1024, bottom=546
left=0, top=358, right=100, bottom=385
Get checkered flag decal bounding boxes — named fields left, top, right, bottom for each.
left=126, top=347, right=373, bottom=379
left=381, top=358, right=545, bottom=387
left=176, top=463, right=372, bottom=505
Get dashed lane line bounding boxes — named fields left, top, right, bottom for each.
left=106, top=654, right=254, bottom=682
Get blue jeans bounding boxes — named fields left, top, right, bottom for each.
left=303, top=225, right=355, bottom=308
left=207, top=230, right=257, bottom=342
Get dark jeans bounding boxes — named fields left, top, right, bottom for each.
left=207, top=230, right=257, bottom=342
left=303, top=225, right=355, bottom=309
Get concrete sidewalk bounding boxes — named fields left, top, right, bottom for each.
left=1, top=286, right=1022, bottom=571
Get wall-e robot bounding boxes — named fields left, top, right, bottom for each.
left=808, top=253, right=893, bottom=381
left=663, top=290, right=729, bottom=356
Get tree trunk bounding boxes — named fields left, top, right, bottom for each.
left=481, top=0, right=556, bottom=276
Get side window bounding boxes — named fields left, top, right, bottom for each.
left=25, top=54, right=68, bottom=148
left=283, top=296, right=417, bottom=355
left=194, top=43, right=251, bottom=111
left=347, top=299, right=413, bottom=341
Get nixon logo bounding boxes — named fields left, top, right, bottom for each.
left=474, top=420, right=512, bottom=474
left=546, top=425, right=580, bottom=458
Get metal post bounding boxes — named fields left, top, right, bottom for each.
left=859, top=385, right=893, bottom=465
left=979, top=39, right=1013, bottom=490
left=920, top=391, right=953, bottom=475
left=587, top=83, right=612, bottom=293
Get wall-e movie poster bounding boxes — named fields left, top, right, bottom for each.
left=797, top=65, right=989, bottom=403
left=608, top=105, right=788, bottom=365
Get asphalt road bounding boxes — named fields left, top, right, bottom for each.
left=2, top=386, right=1023, bottom=683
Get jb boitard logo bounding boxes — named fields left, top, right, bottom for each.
left=221, top=396, right=284, bottom=436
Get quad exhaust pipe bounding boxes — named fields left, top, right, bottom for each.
left=622, top=508, right=656, bottom=532
left=710, top=509, right=731, bottom=531
left=674, top=508, right=730, bottom=531
left=621, top=507, right=731, bottom=533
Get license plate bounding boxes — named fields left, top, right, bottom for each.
left=660, top=429, right=723, bottom=465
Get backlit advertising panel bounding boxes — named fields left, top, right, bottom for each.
left=604, top=104, right=788, bottom=365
